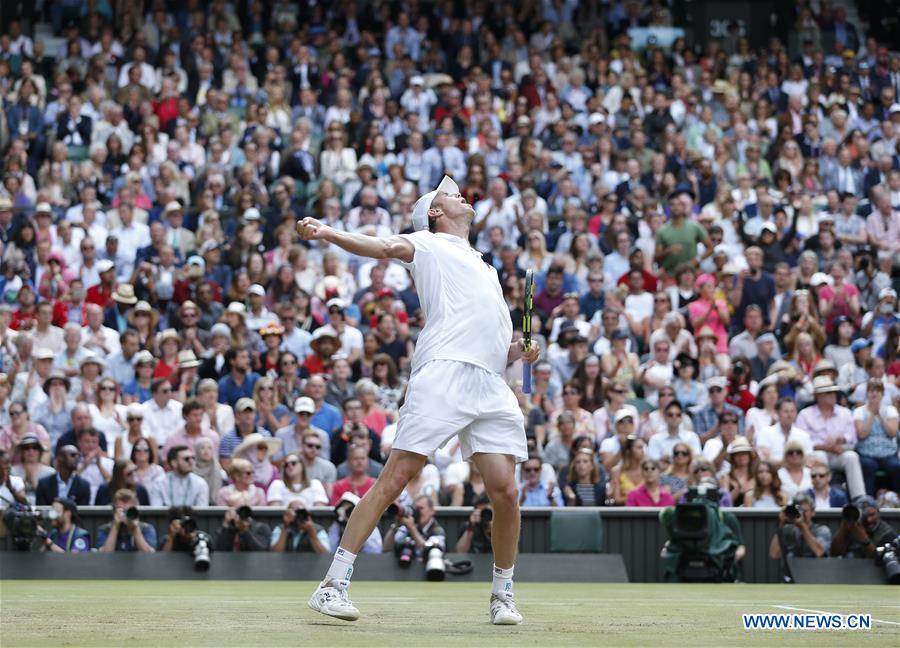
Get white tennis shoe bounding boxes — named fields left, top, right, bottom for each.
left=308, top=579, right=360, bottom=621
left=490, top=592, right=523, bottom=625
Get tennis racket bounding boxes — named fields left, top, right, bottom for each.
left=522, top=269, right=534, bottom=394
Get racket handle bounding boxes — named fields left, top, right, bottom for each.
left=523, top=363, right=532, bottom=394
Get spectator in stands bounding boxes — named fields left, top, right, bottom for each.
left=648, top=400, right=702, bottom=463
left=97, top=488, right=156, bottom=552
left=95, top=458, right=149, bottom=506
left=330, top=444, right=376, bottom=506
left=214, top=506, right=272, bottom=552
left=274, top=396, right=329, bottom=464
left=130, top=437, right=164, bottom=492
left=10, top=435, right=54, bottom=505
left=806, top=461, right=848, bottom=509
left=215, top=458, right=267, bottom=508
left=561, top=448, right=607, bottom=506
left=626, top=458, right=675, bottom=507
left=150, top=446, right=210, bottom=508
left=270, top=500, right=330, bottom=554
left=141, top=378, right=183, bottom=449
left=41, top=497, right=91, bottom=553
left=518, top=454, right=561, bottom=507
left=218, top=398, right=271, bottom=467
left=35, top=444, right=90, bottom=506
left=852, top=379, right=900, bottom=495
left=796, top=376, right=866, bottom=499
left=744, top=461, right=786, bottom=508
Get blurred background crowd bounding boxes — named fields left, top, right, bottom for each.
left=0, top=0, right=898, bottom=552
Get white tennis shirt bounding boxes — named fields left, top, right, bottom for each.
left=399, top=231, right=512, bottom=375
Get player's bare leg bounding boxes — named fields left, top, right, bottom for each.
left=472, top=452, right=524, bottom=625
left=309, top=449, right=428, bottom=621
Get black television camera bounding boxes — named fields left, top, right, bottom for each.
left=875, top=535, right=900, bottom=585
left=3, top=505, right=47, bottom=551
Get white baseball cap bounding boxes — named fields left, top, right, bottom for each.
left=412, top=176, right=459, bottom=232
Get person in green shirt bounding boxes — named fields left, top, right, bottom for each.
left=655, top=189, right=711, bottom=276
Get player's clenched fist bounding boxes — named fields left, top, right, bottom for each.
left=296, top=217, right=330, bottom=241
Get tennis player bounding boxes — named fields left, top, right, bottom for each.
left=297, top=176, right=538, bottom=625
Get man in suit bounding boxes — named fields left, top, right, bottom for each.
left=36, top=445, right=91, bottom=506
left=824, top=148, right=863, bottom=194
left=162, top=201, right=195, bottom=259
left=6, top=79, right=45, bottom=176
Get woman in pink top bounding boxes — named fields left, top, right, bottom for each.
left=688, top=273, right=731, bottom=372
left=215, top=458, right=268, bottom=507
left=817, top=262, right=860, bottom=334
left=626, top=458, right=676, bottom=507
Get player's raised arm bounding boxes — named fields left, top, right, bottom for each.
left=296, top=217, right=414, bottom=263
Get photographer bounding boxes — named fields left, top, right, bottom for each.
left=328, top=492, right=382, bottom=554
left=270, top=500, right=329, bottom=553
left=830, top=496, right=897, bottom=559
left=97, top=489, right=156, bottom=552
left=769, top=493, right=830, bottom=560
left=42, top=498, right=90, bottom=553
left=214, top=506, right=271, bottom=552
left=455, top=493, right=493, bottom=554
left=384, top=495, right=445, bottom=559
left=159, top=506, right=201, bottom=552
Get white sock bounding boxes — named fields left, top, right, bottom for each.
left=326, top=547, right=357, bottom=584
left=492, top=564, right=514, bottom=596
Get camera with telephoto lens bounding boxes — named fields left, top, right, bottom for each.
left=191, top=531, right=212, bottom=572
left=842, top=504, right=862, bottom=523
left=396, top=537, right=416, bottom=567
left=125, top=507, right=140, bottom=521
left=387, top=502, right=418, bottom=523
left=480, top=508, right=493, bottom=525
left=784, top=504, right=801, bottom=521
left=875, top=535, right=900, bottom=585
left=424, top=536, right=446, bottom=581
left=2, top=505, right=46, bottom=551
left=180, top=516, right=197, bottom=534
left=236, top=505, right=252, bottom=520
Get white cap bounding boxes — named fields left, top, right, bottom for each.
left=410, top=75, right=424, bottom=86
left=243, top=207, right=261, bottom=221
left=889, top=103, right=900, bottom=115
left=412, top=176, right=459, bottom=232
left=588, top=112, right=606, bottom=126
left=34, top=202, right=53, bottom=215
left=249, top=284, right=266, bottom=297
left=96, top=259, right=115, bottom=273
left=811, top=272, right=833, bottom=287
left=761, top=222, right=777, bottom=234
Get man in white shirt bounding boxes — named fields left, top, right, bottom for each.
left=142, top=379, right=184, bottom=447
left=647, top=400, right=702, bottom=463
left=81, top=303, right=120, bottom=358
left=245, top=284, right=273, bottom=331
left=756, top=398, right=813, bottom=462
left=75, top=428, right=114, bottom=505
left=111, top=203, right=150, bottom=261
left=150, top=445, right=210, bottom=508
left=298, top=175, right=536, bottom=625
left=472, top=179, right=519, bottom=252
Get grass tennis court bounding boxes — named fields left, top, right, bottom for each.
left=1, top=581, right=897, bottom=646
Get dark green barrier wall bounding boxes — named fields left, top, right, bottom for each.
left=4, top=507, right=897, bottom=583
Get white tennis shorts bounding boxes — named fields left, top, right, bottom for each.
left=392, top=359, right=527, bottom=463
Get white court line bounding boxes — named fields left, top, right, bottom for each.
left=772, top=605, right=900, bottom=627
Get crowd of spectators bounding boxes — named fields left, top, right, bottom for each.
left=0, top=0, right=899, bottom=559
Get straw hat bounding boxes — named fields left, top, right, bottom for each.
left=177, top=350, right=201, bottom=369
left=127, top=300, right=159, bottom=329
left=233, top=432, right=282, bottom=459
left=112, top=284, right=138, bottom=305
left=726, top=436, right=754, bottom=455
left=812, top=376, right=842, bottom=394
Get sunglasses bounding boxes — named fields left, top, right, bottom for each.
left=786, top=449, right=803, bottom=456
left=259, top=386, right=274, bottom=391
left=641, top=465, right=658, bottom=471
left=693, top=467, right=711, bottom=474
left=610, top=388, right=625, bottom=395
left=281, top=360, right=297, bottom=366
left=811, top=473, right=829, bottom=479
left=99, top=385, right=116, bottom=391
left=673, top=450, right=691, bottom=457
left=128, top=417, right=143, bottom=422
left=10, top=410, right=24, bottom=417
left=285, top=460, right=300, bottom=467
left=709, top=387, right=724, bottom=393
left=666, top=412, right=682, bottom=418
left=304, top=442, right=321, bottom=449
left=523, top=467, right=540, bottom=473
left=134, top=446, right=150, bottom=452
left=721, top=418, right=738, bottom=424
